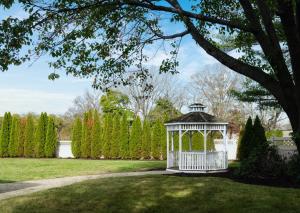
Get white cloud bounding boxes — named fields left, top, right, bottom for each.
left=0, top=89, right=76, bottom=116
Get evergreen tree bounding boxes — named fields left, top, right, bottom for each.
left=81, top=111, right=93, bottom=158
left=119, top=114, right=129, bottom=159
left=141, top=120, right=151, bottom=159
left=24, top=114, right=35, bottom=157
left=102, top=113, right=113, bottom=158
left=0, top=112, right=12, bottom=157
left=8, top=115, right=21, bottom=157
left=151, top=121, right=161, bottom=159
left=34, top=112, right=48, bottom=157
left=44, top=117, right=58, bottom=157
left=160, top=121, right=167, bottom=160
left=71, top=117, right=82, bottom=158
left=238, top=117, right=253, bottom=161
left=236, top=128, right=245, bottom=160
left=129, top=116, right=142, bottom=159
left=17, top=118, right=27, bottom=157
left=91, top=111, right=101, bottom=159
left=111, top=114, right=120, bottom=158
left=252, top=116, right=268, bottom=149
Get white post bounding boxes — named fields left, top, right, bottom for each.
left=171, top=132, right=174, bottom=152
left=167, top=129, right=169, bottom=169
left=204, top=125, right=207, bottom=170
left=224, top=127, right=228, bottom=169
left=189, top=132, right=192, bottom=151
left=179, top=126, right=182, bottom=170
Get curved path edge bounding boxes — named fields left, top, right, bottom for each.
left=0, top=170, right=171, bottom=201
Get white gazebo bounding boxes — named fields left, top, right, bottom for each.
left=165, top=103, right=228, bottom=173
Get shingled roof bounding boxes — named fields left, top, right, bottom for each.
left=166, top=111, right=224, bottom=123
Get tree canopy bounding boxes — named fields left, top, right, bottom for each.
left=1, top=0, right=300, bottom=148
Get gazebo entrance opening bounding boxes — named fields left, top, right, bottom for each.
left=165, top=103, right=228, bottom=173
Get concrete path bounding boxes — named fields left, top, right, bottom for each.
left=0, top=170, right=170, bottom=201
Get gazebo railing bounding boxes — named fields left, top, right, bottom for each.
left=168, top=151, right=227, bottom=171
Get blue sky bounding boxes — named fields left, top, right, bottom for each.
left=0, top=2, right=218, bottom=116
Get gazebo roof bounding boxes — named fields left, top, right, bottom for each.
left=166, top=111, right=224, bottom=124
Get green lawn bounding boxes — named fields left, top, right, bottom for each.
left=0, top=158, right=165, bottom=182
left=1, top=175, right=300, bottom=213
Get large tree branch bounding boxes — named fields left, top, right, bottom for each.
left=166, top=0, right=288, bottom=111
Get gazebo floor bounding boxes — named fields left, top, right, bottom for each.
left=166, top=167, right=228, bottom=174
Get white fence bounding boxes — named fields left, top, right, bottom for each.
left=214, top=137, right=238, bottom=160
left=56, top=141, right=74, bottom=158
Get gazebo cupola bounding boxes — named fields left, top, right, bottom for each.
left=165, top=103, right=228, bottom=173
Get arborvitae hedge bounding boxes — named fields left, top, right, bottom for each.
left=81, top=111, right=93, bottom=158
left=151, top=121, right=161, bottom=159
left=0, top=112, right=12, bottom=157
left=44, top=117, right=58, bottom=157
left=17, top=118, right=26, bottom=157
left=34, top=112, right=48, bottom=157
left=71, top=117, right=82, bottom=158
left=91, top=111, right=101, bottom=159
left=111, top=114, right=120, bottom=158
left=119, top=114, right=129, bottom=159
left=102, top=113, right=112, bottom=158
left=238, top=117, right=253, bottom=161
left=129, top=116, right=142, bottom=159
left=160, top=122, right=167, bottom=160
left=141, top=120, right=151, bottom=159
left=8, top=115, right=20, bottom=157
left=24, top=114, right=35, bottom=157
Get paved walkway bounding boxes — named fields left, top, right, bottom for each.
left=0, top=170, right=170, bottom=201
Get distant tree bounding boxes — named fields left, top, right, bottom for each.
left=129, top=116, right=142, bottom=159
left=111, top=114, right=120, bottom=158
left=149, top=98, right=181, bottom=122
left=119, top=114, right=129, bottom=159
left=102, top=113, right=113, bottom=158
left=238, top=117, right=253, bottom=161
left=0, top=112, right=12, bottom=157
left=34, top=112, right=48, bottom=157
left=151, top=121, right=161, bottom=160
left=44, top=117, right=58, bottom=157
left=91, top=111, right=101, bottom=159
left=141, top=120, right=151, bottom=159
left=8, top=115, right=21, bottom=157
left=71, top=117, right=82, bottom=158
left=100, top=90, right=131, bottom=116
left=24, top=114, right=35, bottom=157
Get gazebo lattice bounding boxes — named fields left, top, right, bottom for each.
left=165, top=103, right=228, bottom=173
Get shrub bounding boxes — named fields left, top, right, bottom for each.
left=24, top=114, right=35, bottom=157
left=119, top=114, right=129, bottom=159
left=238, top=117, right=253, bottom=161
left=34, top=112, right=48, bottom=157
left=44, top=117, right=58, bottom=157
left=287, top=154, right=300, bottom=182
left=111, top=114, right=120, bottom=158
left=0, top=112, right=12, bottom=157
left=71, top=117, right=82, bottom=158
left=91, top=111, right=101, bottom=159
left=265, top=129, right=283, bottom=139
left=81, top=111, right=93, bottom=158
left=17, top=118, right=27, bottom=157
left=8, top=115, right=21, bottom=157
left=129, top=116, right=142, bottom=159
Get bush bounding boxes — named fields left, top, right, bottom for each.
left=44, top=117, right=58, bottom=157
left=238, top=117, right=253, bottom=161
left=71, top=117, right=82, bottom=158
left=81, top=111, right=93, bottom=158
left=129, top=116, right=142, bottom=159
left=102, top=113, right=112, bottom=158
left=151, top=121, right=161, bottom=159
left=287, top=154, right=300, bottom=182
left=141, top=120, right=151, bottom=159
left=265, top=130, right=283, bottom=139
left=24, top=114, right=35, bottom=157
left=111, top=114, right=120, bottom=158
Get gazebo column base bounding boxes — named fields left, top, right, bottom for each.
left=166, top=168, right=228, bottom=174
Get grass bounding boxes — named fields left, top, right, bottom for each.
left=1, top=174, right=300, bottom=213
left=0, top=158, right=165, bottom=182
